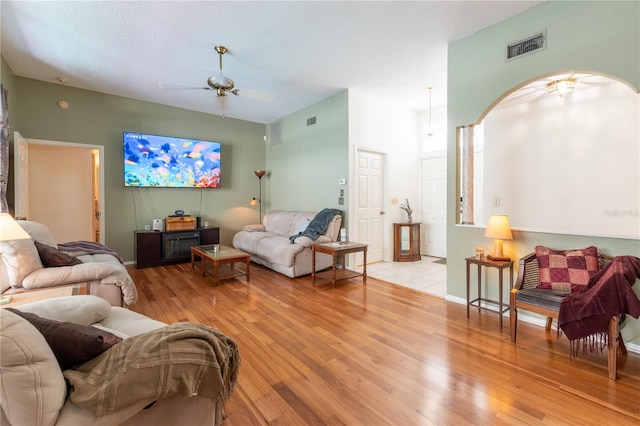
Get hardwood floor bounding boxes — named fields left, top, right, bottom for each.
left=128, top=262, right=640, bottom=425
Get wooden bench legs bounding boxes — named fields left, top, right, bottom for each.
left=511, top=303, right=626, bottom=380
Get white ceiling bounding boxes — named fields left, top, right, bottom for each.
left=1, top=1, right=542, bottom=124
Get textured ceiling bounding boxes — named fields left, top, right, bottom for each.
left=1, top=1, right=542, bottom=124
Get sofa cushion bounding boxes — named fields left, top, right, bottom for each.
left=18, top=220, right=58, bottom=248
left=264, top=211, right=313, bottom=237
left=535, top=245, right=600, bottom=292
left=35, top=240, right=83, bottom=267
left=0, top=238, right=42, bottom=288
left=7, top=308, right=123, bottom=370
left=0, top=309, right=67, bottom=426
left=14, top=295, right=113, bottom=326
left=256, top=236, right=305, bottom=267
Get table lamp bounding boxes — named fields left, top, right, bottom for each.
left=484, top=214, right=513, bottom=261
left=0, top=213, right=32, bottom=304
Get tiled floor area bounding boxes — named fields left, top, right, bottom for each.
left=357, top=256, right=447, bottom=298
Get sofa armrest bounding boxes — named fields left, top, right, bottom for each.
left=12, top=295, right=112, bottom=325
left=242, top=224, right=265, bottom=232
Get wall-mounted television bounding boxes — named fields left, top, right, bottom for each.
left=123, top=132, right=221, bottom=188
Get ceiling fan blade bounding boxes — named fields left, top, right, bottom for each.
left=159, top=83, right=212, bottom=90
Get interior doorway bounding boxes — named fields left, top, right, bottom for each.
left=354, top=148, right=385, bottom=265
left=14, top=132, right=104, bottom=244
left=421, top=153, right=447, bottom=258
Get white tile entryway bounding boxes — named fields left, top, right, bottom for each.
left=357, top=256, right=447, bottom=298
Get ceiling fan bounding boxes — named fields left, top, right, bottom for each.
left=206, top=45, right=239, bottom=98
left=160, top=45, right=239, bottom=118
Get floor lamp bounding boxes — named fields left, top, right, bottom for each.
left=250, top=170, right=265, bottom=224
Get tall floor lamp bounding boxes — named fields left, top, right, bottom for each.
left=250, top=170, right=266, bottom=224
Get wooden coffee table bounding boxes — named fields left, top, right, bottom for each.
left=312, top=242, right=368, bottom=288
left=190, top=244, right=250, bottom=285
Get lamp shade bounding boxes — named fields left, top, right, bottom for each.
left=484, top=215, right=513, bottom=240
left=0, top=213, right=31, bottom=242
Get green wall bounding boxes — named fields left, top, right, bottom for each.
left=448, top=1, right=640, bottom=342
left=5, top=71, right=265, bottom=261
left=266, top=90, right=348, bottom=222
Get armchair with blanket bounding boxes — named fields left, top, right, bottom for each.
left=510, top=245, right=640, bottom=380
left=0, top=295, right=240, bottom=426
left=0, top=221, right=137, bottom=306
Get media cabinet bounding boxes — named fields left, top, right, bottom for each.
left=134, top=227, right=220, bottom=269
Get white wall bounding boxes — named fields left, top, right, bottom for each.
left=348, top=90, right=420, bottom=261
left=483, top=80, right=639, bottom=239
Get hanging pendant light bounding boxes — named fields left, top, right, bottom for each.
left=423, top=86, right=434, bottom=151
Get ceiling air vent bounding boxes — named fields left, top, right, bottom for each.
left=506, top=30, right=546, bottom=61
left=270, top=121, right=282, bottom=145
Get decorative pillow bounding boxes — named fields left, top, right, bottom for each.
left=0, top=239, right=42, bottom=287
left=7, top=308, right=123, bottom=370
left=18, top=220, right=58, bottom=247
left=35, top=240, right=83, bottom=267
left=535, top=245, right=600, bottom=292
left=0, top=309, right=67, bottom=426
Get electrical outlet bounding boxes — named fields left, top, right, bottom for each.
left=493, top=196, right=501, bottom=207
left=391, top=198, right=398, bottom=205
left=338, top=197, right=344, bottom=205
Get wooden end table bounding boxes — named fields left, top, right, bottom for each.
left=312, top=242, right=368, bottom=288
left=190, top=244, right=250, bottom=285
left=465, top=256, right=514, bottom=329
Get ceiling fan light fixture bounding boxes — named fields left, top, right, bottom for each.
left=547, top=78, right=576, bottom=97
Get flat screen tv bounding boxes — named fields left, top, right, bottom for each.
left=123, top=132, right=221, bottom=188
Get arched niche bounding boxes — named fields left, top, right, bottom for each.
left=457, top=72, right=639, bottom=239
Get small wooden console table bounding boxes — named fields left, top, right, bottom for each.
left=312, top=242, right=368, bottom=288
left=393, top=222, right=421, bottom=262
left=466, top=256, right=514, bottom=329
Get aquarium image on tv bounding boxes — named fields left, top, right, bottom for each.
left=123, top=132, right=221, bottom=188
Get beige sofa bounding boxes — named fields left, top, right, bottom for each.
left=232, top=209, right=342, bottom=278
left=0, top=221, right=137, bottom=306
left=1, top=295, right=236, bottom=426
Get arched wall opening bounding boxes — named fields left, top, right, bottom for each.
left=456, top=71, right=639, bottom=239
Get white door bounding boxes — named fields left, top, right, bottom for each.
left=355, top=149, right=384, bottom=264
left=421, top=154, right=447, bottom=258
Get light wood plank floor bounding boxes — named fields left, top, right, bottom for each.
left=128, top=263, right=640, bottom=425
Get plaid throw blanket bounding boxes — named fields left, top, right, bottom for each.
left=64, top=322, right=240, bottom=418
left=58, top=240, right=125, bottom=264
left=559, top=255, right=640, bottom=354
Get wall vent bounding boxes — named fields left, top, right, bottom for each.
left=270, top=121, right=282, bottom=145
left=506, top=30, right=546, bottom=61
left=306, top=116, right=317, bottom=126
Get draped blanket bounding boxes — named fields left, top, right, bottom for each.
left=289, top=208, right=341, bottom=243
left=58, top=240, right=125, bottom=264
left=63, top=322, right=240, bottom=418
left=559, top=256, right=640, bottom=354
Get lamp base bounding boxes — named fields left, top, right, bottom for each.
left=487, top=254, right=510, bottom=262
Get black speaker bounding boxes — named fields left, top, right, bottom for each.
left=196, top=216, right=201, bottom=229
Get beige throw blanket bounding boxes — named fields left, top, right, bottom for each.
left=63, top=322, right=240, bottom=418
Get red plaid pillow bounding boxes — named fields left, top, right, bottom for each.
left=535, top=245, right=600, bottom=292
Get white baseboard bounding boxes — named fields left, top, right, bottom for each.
left=444, top=294, right=639, bottom=354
